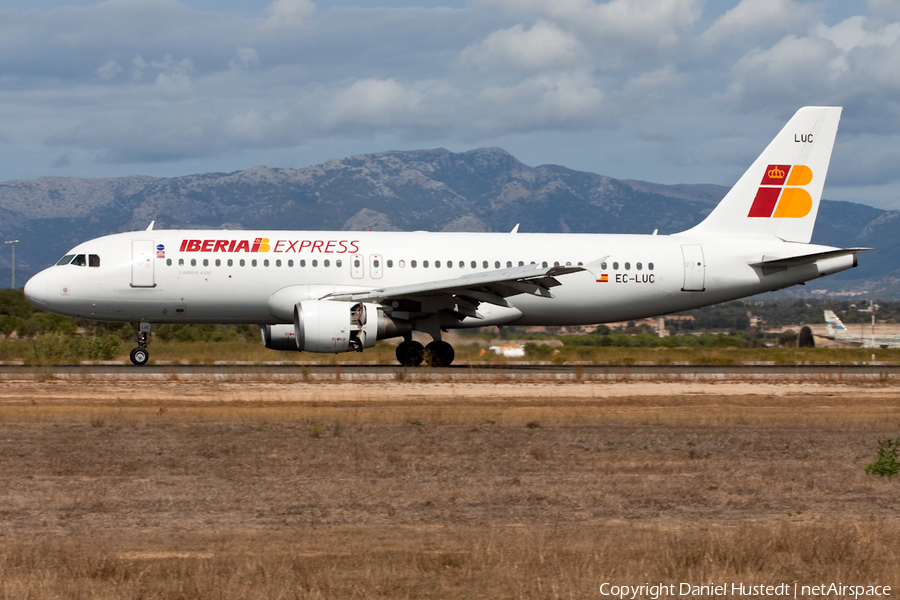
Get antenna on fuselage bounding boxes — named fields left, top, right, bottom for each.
left=510, top=224, right=519, bottom=234
left=146, top=221, right=155, bottom=231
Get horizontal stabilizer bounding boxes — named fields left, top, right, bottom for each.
left=749, top=247, right=870, bottom=269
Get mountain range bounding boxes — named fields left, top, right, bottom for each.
left=0, top=147, right=897, bottom=298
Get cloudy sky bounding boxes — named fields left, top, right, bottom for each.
left=2, top=0, right=899, bottom=209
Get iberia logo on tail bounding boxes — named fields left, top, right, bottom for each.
left=747, top=164, right=813, bottom=218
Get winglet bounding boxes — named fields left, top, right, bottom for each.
left=510, top=224, right=519, bottom=234
left=580, top=256, right=610, bottom=282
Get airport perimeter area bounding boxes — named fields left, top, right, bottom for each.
left=0, top=367, right=898, bottom=599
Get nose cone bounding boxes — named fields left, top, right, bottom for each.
left=24, top=271, right=48, bottom=307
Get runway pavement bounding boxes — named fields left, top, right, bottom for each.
left=0, top=362, right=898, bottom=382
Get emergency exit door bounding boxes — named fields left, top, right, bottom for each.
left=131, top=240, right=156, bottom=288
left=681, top=245, right=705, bottom=292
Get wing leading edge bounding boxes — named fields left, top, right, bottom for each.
left=322, top=258, right=607, bottom=320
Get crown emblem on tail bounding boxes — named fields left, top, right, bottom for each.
left=767, top=166, right=785, bottom=179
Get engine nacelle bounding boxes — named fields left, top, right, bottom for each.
left=260, top=324, right=298, bottom=351
left=291, top=300, right=411, bottom=353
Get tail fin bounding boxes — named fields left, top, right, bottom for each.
left=824, top=309, right=847, bottom=337
left=678, top=106, right=842, bottom=243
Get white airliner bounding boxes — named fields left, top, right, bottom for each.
left=822, top=310, right=900, bottom=349
left=23, top=107, right=867, bottom=366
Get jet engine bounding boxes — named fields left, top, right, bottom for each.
left=261, top=301, right=411, bottom=353
left=260, top=324, right=299, bottom=351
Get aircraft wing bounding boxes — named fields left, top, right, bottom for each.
left=322, top=258, right=606, bottom=313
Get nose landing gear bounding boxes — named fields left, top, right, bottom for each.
left=130, top=322, right=151, bottom=366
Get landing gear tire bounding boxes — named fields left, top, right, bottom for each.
left=130, top=347, right=149, bottom=366
left=425, top=341, right=455, bottom=367
left=395, top=340, right=425, bottom=367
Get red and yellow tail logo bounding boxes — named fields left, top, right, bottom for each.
left=747, top=164, right=813, bottom=218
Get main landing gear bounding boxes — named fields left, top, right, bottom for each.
left=130, top=322, right=151, bottom=366
left=395, top=339, right=455, bottom=367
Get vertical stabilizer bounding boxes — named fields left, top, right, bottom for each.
left=678, top=107, right=842, bottom=243
left=824, top=309, right=847, bottom=338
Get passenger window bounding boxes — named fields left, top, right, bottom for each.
left=471, top=261, right=476, bottom=269
left=56, top=254, right=75, bottom=265
left=264, top=259, right=270, bottom=267
left=423, top=260, right=429, bottom=268
left=89, top=255, right=100, bottom=267
left=228, top=259, right=233, bottom=267
left=483, top=261, right=488, bottom=269
left=240, top=259, right=246, bottom=267
left=435, top=261, right=440, bottom=268
left=191, top=259, right=197, bottom=267
left=71, top=254, right=87, bottom=266
left=411, top=260, right=417, bottom=268
left=648, top=262, right=654, bottom=270
left=506, top=261, right=512, bottom=268
left=446, top=261, right=451, bottom=268
left=179, top=259, right=185, bottom=266
left=636, top=262, right=642, bottom=270
left=252, top=259, right=258, bottom=267
left=324, top=259, right=330, bottom=267
left=387, top=260, right=393, bottom=268
left=215, top=259, right=221, bottom=267
left=202, top=259, right=209, bottom=267
left=336, top=259, right=342, bottom=268
left=166, top=259, right=172, bottom=266
left=625, top=262, right=631, bottom=270
left=288, top=260, right=293, bottom=267
left=275, top=259, right=281, bottom=267
left=399, top=260, right=405, bottom=268
left=373, top=259, right=379, bottom=268
left=554, top=261, right=559, bottom=267
left=519, top=261, right=524, bottom=266
left=601, top=262, right=607, bottom=269
left=354, top=259, right=360, bottom=267
left=613, top=262, right=619, bottom=270
left=300, top=260, right=306, bottom=267
left=312, top=260, right=318, bottom=267
left=541, top=261, right=547, bottom=268
left=459, top=261, right=464, bottom=268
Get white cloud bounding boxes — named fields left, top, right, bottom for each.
left=95, top=60, right=123, bottom=82
left=321, top=78, right=425, bottom=131
left=260, top=0, right=316, bottom=30
left=868, top=0, right=900, bottom=19
left=698, top=0, right=811, bottom=47
left=229, top=47, right=260, bottom=70
left=476, top=0, right=702, bottom=54
left=460, top=21, right=586, bottom=73
left=721, top=15, right=900, bottom=121
left=475, top=71, right=606, bottom=133
left=813, top=15, right=900, bottom=52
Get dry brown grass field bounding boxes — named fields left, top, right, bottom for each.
left=1, top=371, right=899, bottom=599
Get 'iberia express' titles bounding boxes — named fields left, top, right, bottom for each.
left=179, top=238, right=360, bottom=253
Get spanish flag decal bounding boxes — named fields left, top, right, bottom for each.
left=598, top=274, right=609, bottom=283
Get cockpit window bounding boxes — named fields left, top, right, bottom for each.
left=89, top=254, right=100, bottom=267
left=71, top=254, right=87, bottom=266
left=56, top=254, right=75, bottom=265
